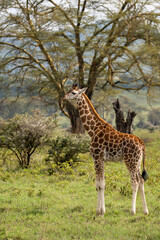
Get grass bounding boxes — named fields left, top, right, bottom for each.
left=0, top=130, right=160, bottom=240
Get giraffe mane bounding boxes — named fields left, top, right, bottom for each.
left=82, top=93, right=113, bottom=128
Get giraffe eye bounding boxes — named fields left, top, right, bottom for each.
left=72, top=92, right=76, bottom=95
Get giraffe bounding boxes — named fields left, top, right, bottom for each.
left=64, top=85, right=149, bottom=216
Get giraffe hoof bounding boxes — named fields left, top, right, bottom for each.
left=144, top=210, right=149, bottom=215
left=96, top=209, right=105, bottom=216
left=130, top=210, right=135, bottom=215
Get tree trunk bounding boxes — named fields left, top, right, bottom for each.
left=65, top=100, right=85, bottom=134
left=112, top=99, right=136, bottom=134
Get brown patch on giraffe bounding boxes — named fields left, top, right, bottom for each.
left=98, top=125, right=104, bottom=131
left=130, top=144, right=135, bottom=150
left=114, top=138, right=119, bottom=144
left=81, top=115, right=86, bottom=122
left=112, top=144, right=118, bottom=149
left=84, top=124, right=89, bottom=131
left=106, top=146, right=109, bottom=151
left=87, top=115, right=92, bottom=120
left=85, top=110, right=89, bottom=114
left=109, top=142, right=113, bottom=147
left=110, top=135, right=114, bottom=140
left=94, top=155, right=99, bottom=160
left=94, top=136, right=98, bottom=142
left=110, top=148, right=113, bottom=152
left=79, top=110, right=84, bottom=115
left=87, top=120, right=90, bottom=125
left=99, top=138, right=104, bottom=144
left=92, top=142, right=99, bottom=148
left=90, top=120, right=95, bottom=125
left=94, top=149, right=101, bottom=155
left=88, top=130, right=93, bottom=137
left=98, top=131, right=104, bottom=138
left=104, top=134, right=109, bottom=141
left=127, top=143, right=131, bottom=148
left=123, top=147, right=129, bottom=153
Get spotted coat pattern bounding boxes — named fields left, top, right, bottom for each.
left=64, top=87, right=148, bottom=216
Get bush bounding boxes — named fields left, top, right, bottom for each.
left=45, top=134, right=90, bottom=172
left=0, top=110, right=57, bottom=168
left=148, top=108, right=160, bottom=126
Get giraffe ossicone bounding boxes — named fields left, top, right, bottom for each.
left=64, top=85, right=149, bottom=216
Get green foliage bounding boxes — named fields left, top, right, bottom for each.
left=0, top=130, right=160, bottom=239
left=0, top=110, right=57, bottom=168
left=148, top=107, right=160, bottom=126
left=45, top=134, right=90, bottom=173
left=0, top=135, right=160, bottom=239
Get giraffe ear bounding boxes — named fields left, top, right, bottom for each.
left=79, top=88, right=87, bottom=94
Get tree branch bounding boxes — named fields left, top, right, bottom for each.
left=0, top=41, right=61, bottom=91
left=48, top=0, right=76, bottom=29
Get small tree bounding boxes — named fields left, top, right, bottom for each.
left=0, top=110, right=57, bottom=168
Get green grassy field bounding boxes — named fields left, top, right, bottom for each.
left=0, top=130, right=160, bottom=240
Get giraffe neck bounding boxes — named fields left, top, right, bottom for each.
left=77, top=93, right=112, bottom=137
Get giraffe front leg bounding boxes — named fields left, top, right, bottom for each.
left=92, top=152, right=105, bottom=216
left=96, top=178, right=105, bottom=216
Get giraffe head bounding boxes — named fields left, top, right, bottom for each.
left=64, top=85, right=87, bottom=101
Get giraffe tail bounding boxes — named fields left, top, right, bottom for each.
left=142, top=148, right=149, bottom=181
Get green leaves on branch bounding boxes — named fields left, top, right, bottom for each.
left=45, top=134, right=90, bottom=174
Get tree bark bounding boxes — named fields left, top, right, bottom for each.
left=112, top=99, right=136, bottom=134
left=65, top=100, right=85, bottom=134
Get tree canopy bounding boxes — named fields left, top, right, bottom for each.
left=0, top=0, right=160, bottom=132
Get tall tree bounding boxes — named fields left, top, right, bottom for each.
left=0, top=0, right=160, bottom=133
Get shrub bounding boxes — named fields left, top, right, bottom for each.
left=0, top=110, right=57, bottom=168
left=45, top=134, right=90, bottom=172
left=148, top=108, right=160, bottom=126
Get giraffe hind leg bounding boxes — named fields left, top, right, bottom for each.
left=131, top=180, right=139, bottom=215
left=130, top=170, right=142, bottom=215
left=139, top=178, right=149, bottom=215
left=130, top=170, right=149, bottom=215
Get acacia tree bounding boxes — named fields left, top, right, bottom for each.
left=0, top=110, right=56, bottom=168
left=0, top=0, right=160, bottom=133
